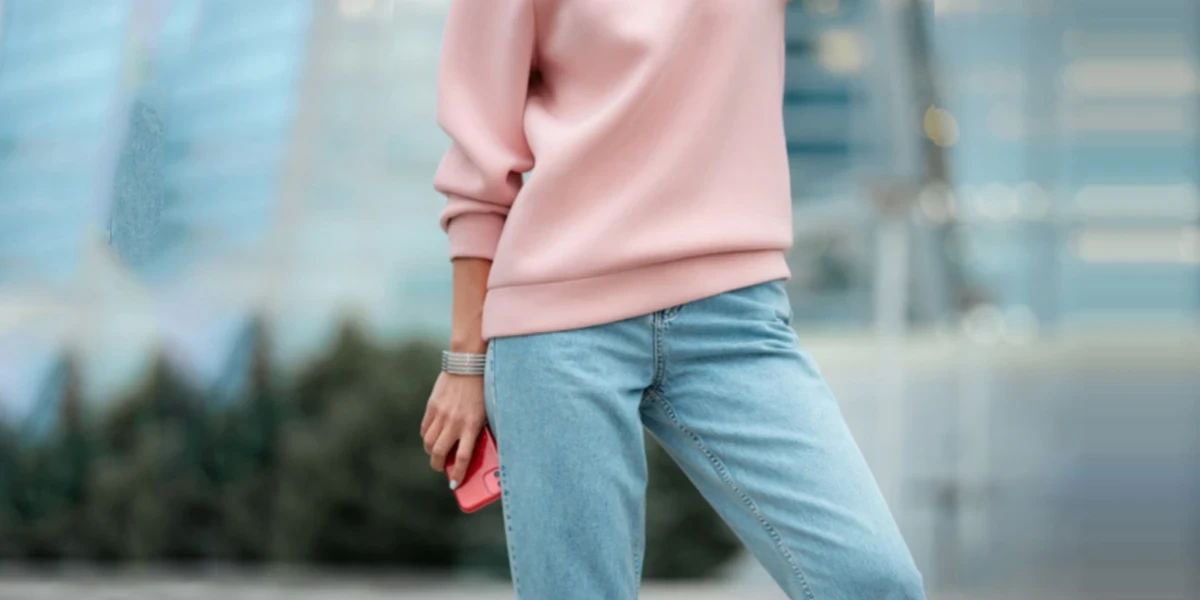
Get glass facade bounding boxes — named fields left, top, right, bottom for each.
left=933, top=0, right=1200, bottom=325
left=781, top=0, right=1200, bottom=328
left=0, top=2, right=132, bottom=286
left=109, top=0, right=313, bottom=279
left=0, top=0, right=1194, bottom=400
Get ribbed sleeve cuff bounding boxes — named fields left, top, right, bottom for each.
left=446, top=212, right=506, bottom=261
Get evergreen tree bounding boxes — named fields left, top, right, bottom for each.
left=0, top=319, right=742, bottom=578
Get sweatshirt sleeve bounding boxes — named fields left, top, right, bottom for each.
left=433, top=0, right=536, bottom=261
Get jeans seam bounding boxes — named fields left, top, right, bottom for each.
left=635, top=388, right=653, bottom=588
left=489, top=342, right=521, bottom=596
left=648, top=390, right=817, bottom=600
left=633, top=544, right=643, bottom=588
left=662, top=304, right=682, bottom=323
left=649, top=312, right=667, bottom=392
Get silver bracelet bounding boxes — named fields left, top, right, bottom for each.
left=442, top=350, right=486, bottom=376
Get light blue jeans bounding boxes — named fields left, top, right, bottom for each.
left=484, top=280, right=925, bottom=599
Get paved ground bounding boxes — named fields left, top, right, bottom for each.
left=0, top=582, right=988, bottom=600
left=0, top=575, right=1172, bottom=600
left=0, top=581, right=779, bottom=600
left=0, top=574, right=782, bottom=600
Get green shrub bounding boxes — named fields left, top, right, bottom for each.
left=0, top=319, right=739, bottom=578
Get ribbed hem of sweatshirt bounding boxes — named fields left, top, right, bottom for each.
left=481, top=250, right=791, bottom=339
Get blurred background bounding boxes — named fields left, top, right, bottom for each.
left=0, top=0, right=1197, bottom=598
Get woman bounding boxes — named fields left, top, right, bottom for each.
left=420, top=1, right=926, bottom=598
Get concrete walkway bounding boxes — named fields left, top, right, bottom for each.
left=0, top=575, right=1120, bottom=600
left=0, top=574, right=779, bottom=600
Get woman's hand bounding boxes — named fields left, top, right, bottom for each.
left=421, top=371, right=487, bottom=489
left=427, top=257, right=491, bottom=489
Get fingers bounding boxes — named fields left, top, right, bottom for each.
left=449, top=426, right=480, bottom=486
left=430, top=427, right=457, bottom=473
left=422, top=414, right=443, bottom=456
left=420, top=403, right=434, bottom=439
left=421, top=376, right=445, bottom=438
left=421, top=373, right=487, bottom=483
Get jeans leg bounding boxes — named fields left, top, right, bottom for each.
left=486, top=317, right=654, bottom=600
left=642, top=281, right=926, bottom=600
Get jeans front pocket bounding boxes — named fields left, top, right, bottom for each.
left=762, top=279, right=794, bottom=327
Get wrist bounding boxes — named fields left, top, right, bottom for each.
left=448, top=335, right=487, bottom=354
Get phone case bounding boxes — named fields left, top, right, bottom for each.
left=445, top=426, right=501, bottom=513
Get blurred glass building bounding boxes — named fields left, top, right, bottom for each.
left=779, top=0, right=1200, bottom=328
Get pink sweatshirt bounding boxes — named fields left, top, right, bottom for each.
left=434, top=0, right=793, bottom=339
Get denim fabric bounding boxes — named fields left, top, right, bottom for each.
left=484, top=280, right=925, bottom=600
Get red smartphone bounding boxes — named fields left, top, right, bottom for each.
left=445, top=426, right=501, bottom=513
